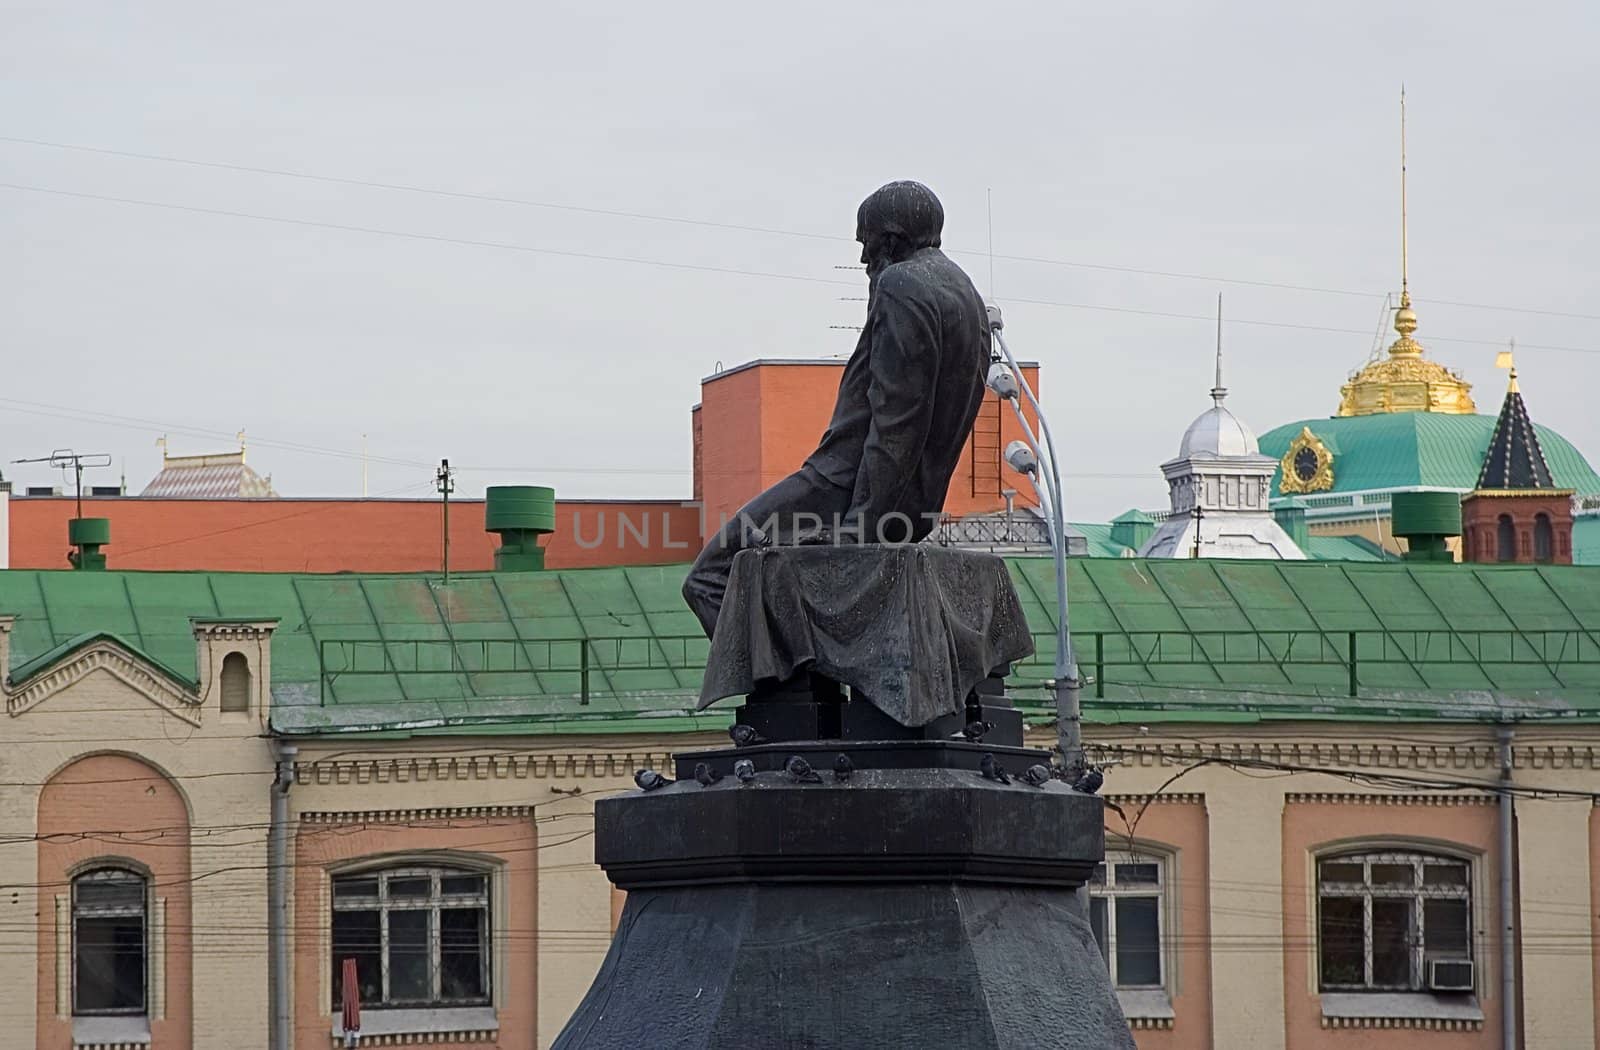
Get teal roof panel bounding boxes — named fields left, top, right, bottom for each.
left=1259, top=413, right=1600, bottom=498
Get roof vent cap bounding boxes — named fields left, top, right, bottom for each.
left=485, top=486, right=556, bottom=571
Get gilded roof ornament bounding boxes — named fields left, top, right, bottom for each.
left=1279, top=427, right=1335, bottom=494
left=1336, top=89, right=1475, bottom=418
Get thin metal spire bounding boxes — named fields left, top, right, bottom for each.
left=1210, top=292, right=1227, bottom=406
left=1400, top=85, right=1409, bottom=304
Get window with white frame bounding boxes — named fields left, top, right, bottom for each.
left=330, top=865, right=491, bottom=1009
left=1087, top=851, right=1164, bottom=989
left=73, top=868, right=148, bottom=1016
left=1317, top=850, right=1472, bottom=992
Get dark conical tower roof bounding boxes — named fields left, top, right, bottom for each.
left=1477, top=374, right=1557, bottom=490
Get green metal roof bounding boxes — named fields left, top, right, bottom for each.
left=1069, top=523, right=1132, bottom=559
left=1259, top=413, right=1600, bottom=499
left=3, top=559, right=1600, bottom=735
left=1302, top=534, right=1389, bottom=562
left=9, top=631, right=198, bottom=689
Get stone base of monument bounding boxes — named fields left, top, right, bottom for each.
left=552, top=546, right=1133, bottom=1048
left=551, top=741, right=1135, bottom=1049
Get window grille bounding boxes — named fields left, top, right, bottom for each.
left=1317, top=850, right=1472, bottom=992
left=330, top=865, right=491, bottom=1009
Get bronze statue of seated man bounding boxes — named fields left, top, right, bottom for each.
left=682, top=180, right=993, bottom=639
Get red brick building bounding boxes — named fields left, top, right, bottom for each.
left=690, top=358, right=1041, bottom=531
left=6, top=359, right=1041, bottom=573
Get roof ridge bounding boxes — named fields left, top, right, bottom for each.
left=9, top=630, right=198, bottom=689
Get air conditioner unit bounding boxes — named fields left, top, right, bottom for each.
left=1428, top=958, right=1474, bottom=992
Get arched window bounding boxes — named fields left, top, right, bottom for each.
left=73, top=868, right=147, bottom=1015
left=220, top=652, right=250, bottom=713
left=1318, top=850, right=1472, bottom=992
left=1087, top=850, right=1166, bottom=989
left=331, top=864, right=491, bottom=1009
left=1496, top=515, right=1516, bottom=562
left=1534, top=513, right=1554, bottom=563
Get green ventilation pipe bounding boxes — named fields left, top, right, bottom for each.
left=485, top=486, right=556, bottom=571
left=1390, top=492, right=1462, bottom=562
left=67, top=517, right=111, bottom=571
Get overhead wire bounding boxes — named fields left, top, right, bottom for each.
left=5, top=134, right=1598, bottom=322
left=5, top=182, right=1599, bottom=360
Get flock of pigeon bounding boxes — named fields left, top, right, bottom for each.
left=631, top=722, right=1106, bottom=796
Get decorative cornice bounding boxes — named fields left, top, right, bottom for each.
left=6, top=641, right=202, bottom=725
left=1322, top=1016, right=1482, bottom=1032
left=191, top=619, right=279, bottom=640
left=1088, top=740, right=1600, bottom=774
left=1287, top=792, right=1495, bottom=807
left=1104, top=792, right=1204, bottom=807
left=301, top=806, right=535, bottom=825
left=1466, top=488, right=1575, bottom=500
left=1127, top=1017, right=1174, bottom=1031
left=333, top=1031, right=498, bottom=1047
left=294, top=751, right=673, bottom=786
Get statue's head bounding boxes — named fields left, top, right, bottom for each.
left=856, top=181, right=943, bottom=278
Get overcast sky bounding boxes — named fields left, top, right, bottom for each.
left=4, top=1, right=1597, bottom=521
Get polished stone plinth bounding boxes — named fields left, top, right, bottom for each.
left=551, top=743, right=1135, bottom=1050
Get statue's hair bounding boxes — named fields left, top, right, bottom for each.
left=857, top=181, right=943, bottom=250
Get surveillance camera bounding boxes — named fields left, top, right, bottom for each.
left=985, top=301, right=1005, bottom=331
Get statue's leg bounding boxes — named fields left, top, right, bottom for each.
left=683, top=513, right=743, bottom=638
left=682, top=466, right=850, bottom=637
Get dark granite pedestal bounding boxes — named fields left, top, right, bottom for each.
left=552, top=742, right=1135, bottom=1050
left=552, top=547, right=1132, bottom=1049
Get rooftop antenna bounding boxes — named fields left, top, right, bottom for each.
left=361, top=434, right=369, bottom=498
left=11, top=449, right=112, bottom=521
left=12, top=449, right=113, bottom=567
left=237, top=428, right=248, bottom=463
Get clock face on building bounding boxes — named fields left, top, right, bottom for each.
left=1279, top=427, right=1333, bottom=494
left=1294, top=447, right=1320, bottom=482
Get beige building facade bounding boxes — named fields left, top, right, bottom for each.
left=3, top=605, right=1598, bottom=1050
